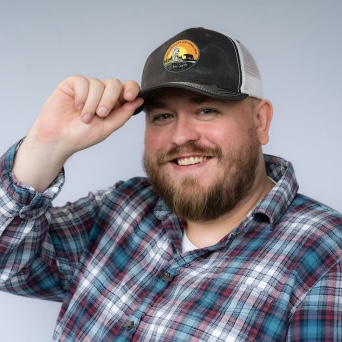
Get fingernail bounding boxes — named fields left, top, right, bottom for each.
left=76, top=103, right=84, bottom=111
left=125, top=91, right=134, bottom=100
left=82, top=113, right=93, bottom=123
left=97, top=106, right=108, bottom=117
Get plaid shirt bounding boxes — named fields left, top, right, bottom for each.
left=0, top=143, right=342, bottom=341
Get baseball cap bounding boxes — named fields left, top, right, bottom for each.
left=134, top=27, right=263, bottom=114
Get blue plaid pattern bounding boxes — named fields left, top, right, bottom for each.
left=1, top=143, right=342, bottom=341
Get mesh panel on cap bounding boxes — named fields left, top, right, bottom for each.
left=235, top=40, right=263, bottom=99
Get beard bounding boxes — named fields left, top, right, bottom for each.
left=143, top=132, right=261, bottom=222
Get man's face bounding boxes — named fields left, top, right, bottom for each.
left=143, top=88, right=264, bottom=222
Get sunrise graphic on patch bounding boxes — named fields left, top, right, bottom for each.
left=163, top=39, right=200, bottom=72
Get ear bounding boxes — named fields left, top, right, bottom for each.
left=254, top=99, right=273, bottom=145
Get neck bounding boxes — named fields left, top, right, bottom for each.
left=184, top=174, right=274, bottom=249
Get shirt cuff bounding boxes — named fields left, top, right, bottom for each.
left=0, top=140, right=65, bottom=219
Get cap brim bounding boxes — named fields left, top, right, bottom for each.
left=133, top=82, right=248, bottom=115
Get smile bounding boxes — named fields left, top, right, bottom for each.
left=175, top=156, right=211, bottom=166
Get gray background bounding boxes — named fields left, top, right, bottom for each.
left=1, top=0, right=341, bottom=340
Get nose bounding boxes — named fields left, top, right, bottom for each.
left=170, top=114, right=200, bottom=146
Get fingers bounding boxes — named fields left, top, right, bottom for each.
left=80, top=78, right=107, bottom=122
left=63, top=76, right=142, bottom=124
left=120, top=80, right=142, bottom=103
left=93, top=79, right=140, bottom=117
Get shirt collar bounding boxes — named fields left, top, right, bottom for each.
left=252, top=154, right=299, bottom=228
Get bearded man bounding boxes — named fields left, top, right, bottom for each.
left=0, top=27, right=341, bottom=341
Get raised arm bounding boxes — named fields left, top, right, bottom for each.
left=12, top=75, right=143, bottom=192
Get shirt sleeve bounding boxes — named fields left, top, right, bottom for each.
left=286, top=260, right=342, bottom=341
left=0, top=142, right=108, bottom=301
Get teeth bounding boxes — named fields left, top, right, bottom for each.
left=177, top=156, right=208, bottom=166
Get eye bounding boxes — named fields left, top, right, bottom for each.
left=196, top=108, right=220, bottom=120
left=200, top=108, right=215, bottom=114
left=148, top=113, right=174, bottom=126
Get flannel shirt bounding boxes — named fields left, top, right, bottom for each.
left=0, top=143, right=342, bottom=341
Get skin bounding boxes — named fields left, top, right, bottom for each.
left=12, top=76, right=274, bottom=249
left=144, top=88, right=274, bottom=247
left=12, top=76, right=143, bottom=192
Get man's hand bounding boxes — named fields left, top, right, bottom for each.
left=12, top=76, right=144, bottom=192
left=33, top=75, right=143, bottom=154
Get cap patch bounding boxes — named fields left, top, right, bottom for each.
left=163, top=39, right=199, bottom=73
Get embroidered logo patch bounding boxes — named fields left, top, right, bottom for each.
left=163, top=39, right=199, bottom=73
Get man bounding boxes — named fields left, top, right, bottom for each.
left=0, top=27, right=341, bottom=341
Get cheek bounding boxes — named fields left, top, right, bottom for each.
left=207, top=124, right=255, bottom=155
left=144, top=129, right=166, bottom=156
left=206, top=125, right=238, bottom=146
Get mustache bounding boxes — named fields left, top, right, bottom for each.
left=156, top=141, right=223, bottom=165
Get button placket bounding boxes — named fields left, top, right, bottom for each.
left=125, top=320, right=135, bottom=330
left=161, top=272, right=171, bottom=282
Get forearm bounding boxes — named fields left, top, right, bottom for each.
left=12, top=135, right=70, bottom=193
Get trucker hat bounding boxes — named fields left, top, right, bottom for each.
left=134, top=27, right=263, bottom=114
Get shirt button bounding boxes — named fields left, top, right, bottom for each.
left=125, top=320, right=134, bottom=330
left=161, top=272, right=171, bottom=282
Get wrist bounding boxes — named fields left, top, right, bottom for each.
left=12, top=137, right=69, bottom=193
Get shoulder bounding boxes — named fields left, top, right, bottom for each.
left=272, top=192, right=342, bottom=252
left=105, top=177, right=159, bottom=211
left=112, top=177, right=155, bottom=197
left=287, top=193, right=342, bottom=233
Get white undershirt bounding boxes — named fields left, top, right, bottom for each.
left=182, top=231, right=199, bottom=253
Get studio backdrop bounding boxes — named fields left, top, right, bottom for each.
left=1, top=1, right=341, bottom=341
